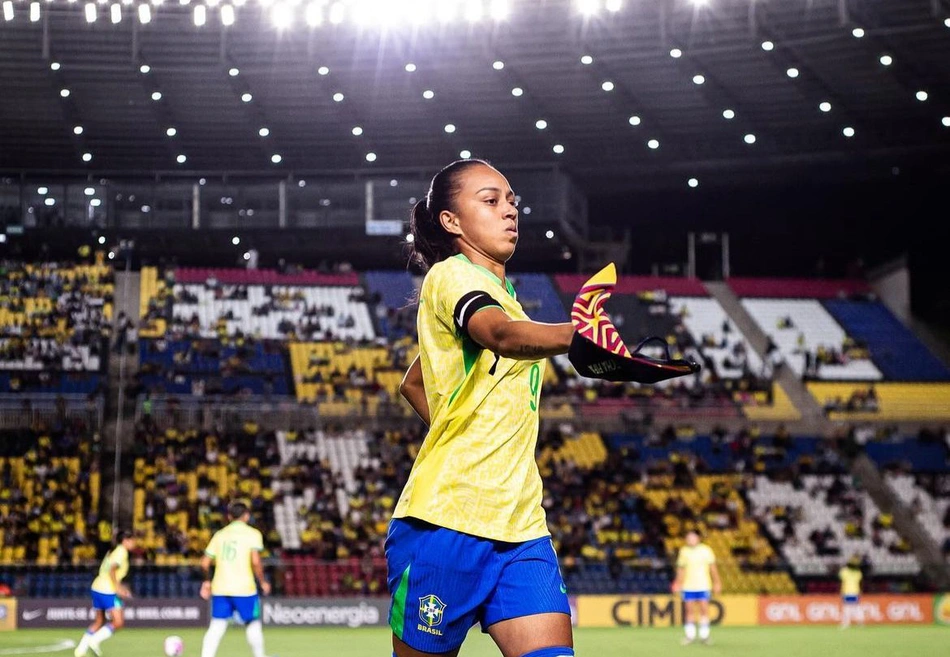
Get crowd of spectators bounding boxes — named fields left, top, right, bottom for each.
left=822, top=386, right=880, bottom=415
left=0, top=260, right=113, bottom=391
left=290, top=427, right=420, bottom=593
left=130, top=418, right=281, bottom=562
left=131, top=335, right=286, bottom=399
left=141, top=269, right=363, bottom=343
left=0, top=420, right=103, bottom=564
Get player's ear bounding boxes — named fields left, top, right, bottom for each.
left=439, top=210, right=463, bottom=237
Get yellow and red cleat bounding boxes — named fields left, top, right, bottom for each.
left=568, top=263, right=700, bottom=383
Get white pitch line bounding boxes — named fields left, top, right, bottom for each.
left=0, top=640, right=76, bottom=655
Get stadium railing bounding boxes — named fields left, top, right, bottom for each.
left=0, top=393, right=103, bottom=430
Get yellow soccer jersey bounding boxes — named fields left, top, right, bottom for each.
left=677, top=543, right=716, bottom=592
left=839, top=567, right=862, bottom=596
left=393, top=254, right=548, bottom=543
left=91, top=545, right=129, bottom=594
left=205, top=520, right=264, bottom=596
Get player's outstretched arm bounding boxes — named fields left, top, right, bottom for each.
left=399, top=355, right=430, bottom=425
left=468, top=308, right=573, bottom=360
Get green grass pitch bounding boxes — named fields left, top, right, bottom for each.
left=2, top=626, right=946, bottom=657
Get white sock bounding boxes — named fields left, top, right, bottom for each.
left=685, top=622, right=697, bottom=640
left=699, top=617, right=710, bottom=640
left=91, top=624, right=114, bottom=646
left=77, top=631, right=94, bottom=652
left=245, top=620, right=266, bottom=657
left=201, top=619, right=229, bottom=657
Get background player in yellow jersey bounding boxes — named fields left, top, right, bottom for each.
left=199, top=501, right=271, bottom=657
left=74, top=530, right=137, bottom=657
left=839, top=556, right=864, bottom=628
left=672, top=530, right=721, bottom=646
left=389, top=159, right=578, bottom=657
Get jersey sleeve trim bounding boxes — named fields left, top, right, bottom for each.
left=453, top=290, right=502, bottom=339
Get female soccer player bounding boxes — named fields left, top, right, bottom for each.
left=387, top=159, right=576, bottom=657
left=838, top=557, right=863, bottom=628
left=672, top=530, right=721, bottom=645
left=199, top=501, right=271, bottom=657
left=74, top=530, right=137, bottom=657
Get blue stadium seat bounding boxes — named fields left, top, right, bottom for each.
left=824, top=300, right=950, bottom=381
left=509, top=273, right=568, bottom=324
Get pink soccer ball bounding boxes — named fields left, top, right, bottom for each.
left=163, top=635, right=185, bottom=657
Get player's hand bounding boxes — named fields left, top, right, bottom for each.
left=713, top=583, right=722, bottom=596
left=260, top=580, right=272, bottom=596
left=117, top=585, right=132, bottom=599
left=200, top=581, right=212, bottom=601
left=671, top=581, right=681, bottom=593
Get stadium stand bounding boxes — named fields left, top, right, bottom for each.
left=141, top=266, right=374, bottom=341
left=741, top=298, right=882, bottom=381
left=0, top=421, right=101, bottom=567
left=670, top=296, right=764, bottom=380
left=808, top=382, right=950, bottom=421
left=748, top=473, right=920, bottom=578
left=510, top=272, right=570, bottom=324
left=137, top=338, right=290, bottom=397
left=824, top=299, right=950, bottom=381
left=0, top=259, right=113, bottom=394
left=280, top=427, right=413, bottom=596
left=129, top=420, right=281, bottom=565
left=885, top=472, right=950, bottom=557
left=288, top=341, right=411, bottom=413
left=605, top=428, right=820, bottom=594
left=6, top=263, right=950, bottom=603
left=361, top=270, right=417, bottom=340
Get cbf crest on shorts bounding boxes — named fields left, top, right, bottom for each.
left=418, top=594, right=446, bottom=635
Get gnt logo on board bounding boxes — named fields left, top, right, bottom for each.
left=418, top=595, right=446, bottom=636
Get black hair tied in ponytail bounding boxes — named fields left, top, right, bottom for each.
left=407, top=158, right=490, bottom=271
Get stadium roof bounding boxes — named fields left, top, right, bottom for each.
left=1, top=0, right=949, bottom=192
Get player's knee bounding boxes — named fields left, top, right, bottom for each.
left=111, top=617, right=124, bottom=630
left=520, top=647, right=574, bottom=657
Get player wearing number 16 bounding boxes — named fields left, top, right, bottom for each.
left=198, top=501, right=272, bottom=657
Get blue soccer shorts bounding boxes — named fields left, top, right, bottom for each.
left=842, top=595, right=860, bottom=604
left=682, top=590, right=711, bottom=602
left=90, top=590, right=120, bottom=611
left=211, top=595, right=261, bottom=624
left=385, top=517, right=571, bottom=653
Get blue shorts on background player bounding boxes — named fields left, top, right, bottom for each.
left=682, top=590, right=711, bottom=602
left=211, top=595, right=261, bottom=624
left=74, top=531, right=137, bottom=657
left=91, top=591, right=120, bottom=611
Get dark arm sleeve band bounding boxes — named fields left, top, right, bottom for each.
left=453, top=290, right=503, bottom=338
